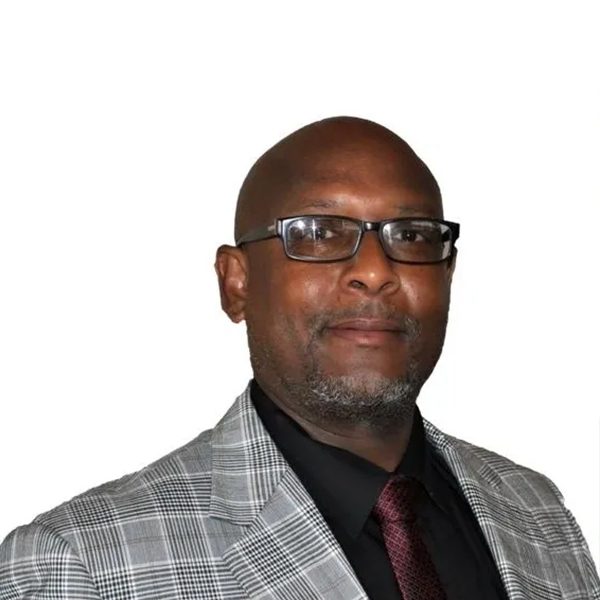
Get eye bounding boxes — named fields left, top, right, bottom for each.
left=396, top=228, right=429, bottom=243
left=311, top=225, right=336, bottom=241
left=289, top=221, right=338, bottom=242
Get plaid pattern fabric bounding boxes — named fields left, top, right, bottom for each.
left=1, top=384, right=599, bottom=599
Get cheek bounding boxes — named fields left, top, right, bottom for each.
left=398, top=268, right=452, bottom=361
left=275, top=265, right=339, bottom=330
left=245, top=253, right=337, bottom=340
left=399, top=266, right=451, bottom=318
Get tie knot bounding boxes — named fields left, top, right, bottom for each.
left=374, top=476, right=419, bottom=523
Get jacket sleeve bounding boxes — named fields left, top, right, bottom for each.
left=0, top=523, right=102, bottom=600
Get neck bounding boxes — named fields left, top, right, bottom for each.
left=256, top=377, right=415, bottom=472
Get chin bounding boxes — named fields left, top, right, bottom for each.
left=321, top=362, right=411, bottom=384
left=325, top=370, right=407, bottom=392
left=293, top=369, right=421, bottom=434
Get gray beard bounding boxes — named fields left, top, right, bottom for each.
left=248, top=309, right=425, bottom=436
left=283, top=367, right=422, bottom=435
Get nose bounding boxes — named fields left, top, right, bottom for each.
left=341, top=231, right=401, bottom=296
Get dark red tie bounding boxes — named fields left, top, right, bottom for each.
left=373, top=476, right=446, bottom=600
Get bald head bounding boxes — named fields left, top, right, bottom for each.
left=234, top=116, right=442, bottom=241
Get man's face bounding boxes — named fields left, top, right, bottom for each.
left=236, top=146, right=455, bottom=431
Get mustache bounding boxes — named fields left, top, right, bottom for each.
left=308, top=304, right=421, bottom=339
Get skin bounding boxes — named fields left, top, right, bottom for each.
left=215, top=117, right=456, bottom=472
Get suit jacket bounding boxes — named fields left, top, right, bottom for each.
left=1, top=385, right=599, bottom=599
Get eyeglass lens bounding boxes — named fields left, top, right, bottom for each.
left=284, top=216, right=453, bottom=263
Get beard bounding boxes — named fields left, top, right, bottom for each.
left=248, top=303, right=439, bottom=436
left=287, top=365, right=423, bottom=435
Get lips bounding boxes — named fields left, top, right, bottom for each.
left=326, top=318, right=407, bottom=345
left=328, top=318, right=404, bottom=332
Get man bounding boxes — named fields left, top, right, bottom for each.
left=1, top=117, right=598, bottom=599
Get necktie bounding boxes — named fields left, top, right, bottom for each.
left=373, top=475, right=446, bottom=600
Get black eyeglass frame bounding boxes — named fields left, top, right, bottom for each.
left=235, top=214, right=460, bottom=264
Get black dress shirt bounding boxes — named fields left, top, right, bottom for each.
left=250, top=380, right=509, bottom=600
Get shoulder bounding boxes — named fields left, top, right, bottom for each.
left=0, top=521, right=104, bottom=599
left=0, top=428, right=217, bottom=587
left=424, top=419, right=600, bottom=595
left=423, top=418, right=564, bottom=505
left=37, top=427, right=215, bottom=532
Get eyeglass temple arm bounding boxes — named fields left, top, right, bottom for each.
left=235, top=222, right=278, bottom=246
left=438, top=223, right=459, bottom=242
left=451, top=222, right=460, bottom=241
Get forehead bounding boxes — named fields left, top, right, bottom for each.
left=272, top=166, right=443, bottom=221
left=235, top=129, right=444, bottom=238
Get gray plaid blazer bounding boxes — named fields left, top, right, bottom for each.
left=2, top=385, right=599, bottom=599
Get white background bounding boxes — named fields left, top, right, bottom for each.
left=1, top=0, right=598, bottom=570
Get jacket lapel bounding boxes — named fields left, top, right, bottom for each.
left=423, top=419, right=562, bottom=600
left=210, top=386, right=368, bottom=600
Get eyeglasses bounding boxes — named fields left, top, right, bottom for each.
left=235, top=215, right=460, bottom=264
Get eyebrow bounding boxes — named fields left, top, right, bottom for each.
left=297, top=198, right=430, bottom=215
left=299, top=199, right=340, bottom=210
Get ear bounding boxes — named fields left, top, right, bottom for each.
left=214, top=245, right=248, bottom=323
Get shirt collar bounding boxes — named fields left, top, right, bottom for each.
left=250, top=380, right=434, bottom=540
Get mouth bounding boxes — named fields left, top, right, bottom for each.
left=325, top=318, right=408, bottom=346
